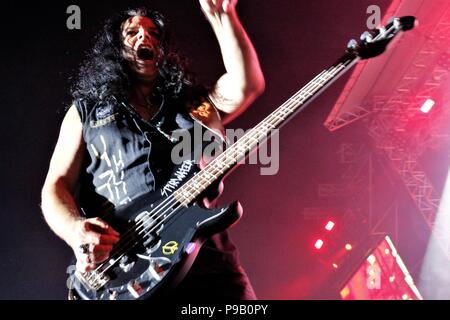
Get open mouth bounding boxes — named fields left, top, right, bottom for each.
left=137, top=47, right=155, bottom=61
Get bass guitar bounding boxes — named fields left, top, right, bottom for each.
left=68, top=16, right=416, bottom=300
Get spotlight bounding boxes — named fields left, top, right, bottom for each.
left=420, top=99, right=435, bottom=113
left=314, top=239, right=324, bottom=250
left=325, top=220, right=335, bottom=231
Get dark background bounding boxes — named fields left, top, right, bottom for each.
left=1, top=0, right=438, bottom=299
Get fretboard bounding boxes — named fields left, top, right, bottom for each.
left=174, top=53, right=359, bottom=205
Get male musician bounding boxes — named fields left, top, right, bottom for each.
left=41, top=0, right=264, bottom=299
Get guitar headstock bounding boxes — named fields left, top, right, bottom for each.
left=347, top=16, right=416, bottom=59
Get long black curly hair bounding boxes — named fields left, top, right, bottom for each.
left=71, top=7, right=194, bottom=105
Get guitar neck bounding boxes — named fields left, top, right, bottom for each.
left=174, top=52, right=359, bottom=205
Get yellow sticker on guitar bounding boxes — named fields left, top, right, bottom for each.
left=162, top=241, right=179, bottom=255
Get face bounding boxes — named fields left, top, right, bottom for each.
left=121, top=16, right=162, bottom=82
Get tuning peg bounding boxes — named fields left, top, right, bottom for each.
left=360, top=31, right=373, bottom=43
left=347, top=39, right=359, bottom=51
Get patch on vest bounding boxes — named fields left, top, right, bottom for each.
left=95, top=103, right=116, bottom=120
left=90, top=103, right=119, bottom=128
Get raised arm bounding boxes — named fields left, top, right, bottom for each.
left=199, top=0, right=265, bottom=124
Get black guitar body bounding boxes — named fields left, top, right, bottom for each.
left=66, top=15, right=415, bottom=300
left=68, top=159, right=242, bottom=300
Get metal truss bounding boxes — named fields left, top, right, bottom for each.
left=366, top=7, right=450, bottom=230
left=310, top=10, right=450, bottom=293
left=325, top=102, right=374, bottom=132
left=302, top=143, right=370, bottom=226
left=365, top=8, right=450, bottom=257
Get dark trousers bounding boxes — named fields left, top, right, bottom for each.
left=170, top=267, right=257, bottom=301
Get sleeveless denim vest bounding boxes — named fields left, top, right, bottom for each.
left=74, top=95, right=240, bottom=273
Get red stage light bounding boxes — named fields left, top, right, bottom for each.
left=314, top=239, right=324, bottom=250
left=325, top=221, right=335, bottom=231
left=420, top=99, right=435, bottom=113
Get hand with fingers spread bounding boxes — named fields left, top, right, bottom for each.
left=199, top=0, right=238, bottom=16
left=71, top=217, right=120, bottom=272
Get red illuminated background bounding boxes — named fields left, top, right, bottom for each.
left=0, top=0, right=449, bottom=299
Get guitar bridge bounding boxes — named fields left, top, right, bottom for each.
left=75, top=270, right=110, bottom=291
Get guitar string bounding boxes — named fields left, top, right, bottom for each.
left=85, top=62, right=349, bottom=287
left=86, top=21, right=401, bottom=288
left=84, top=67, right=336, bottom=279
left=86, top=61, right=349, bottom=285
left=86, top=61, right=350, bottom=285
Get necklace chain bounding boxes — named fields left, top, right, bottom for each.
left=130, top=92, right=164, bottom=121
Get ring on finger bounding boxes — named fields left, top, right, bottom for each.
left=78, top=243, right=90, bottom=255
